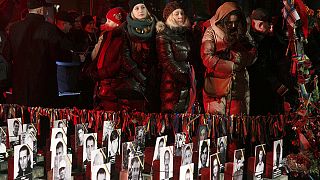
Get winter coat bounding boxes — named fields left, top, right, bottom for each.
left=3, top=13, right=62, bottom=107
left=156, top=22, right=192, bottom=113
left=201, top=2, right=257, bottom=114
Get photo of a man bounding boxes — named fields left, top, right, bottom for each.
left=8, top=118, right=22, bottom=147
left=217, top=136, right=227, bottom=170
left=75, top=124, right=87, bottom=147
left=134, top=126, right=145, bottom=153
left=255, top=144, right=266, bottom=179
left=108, top=129, right=121, bottom=163
left=51, top=139, right=67, bottom=168
left=91, top=163, right=111, bottom=180
left=128, top=156, right=143, bottom=180
left=175, top=133, right=186, bottom=156
left=153, top=135, right=167, bottom=161
left=54, top=120, right=66, bottom=128
left=273, top=139, right=283, bottom=178
left=83, top=133, right=97, bottom=165
left=182, top=143, right=193, bottom=166
left=198, top=125, right=208, bottom=141
left=0, top=127, right=7, bottom=160
left=179, top=163, right=194, bottom=180
left=160, top=146, right=173, bottom=180
left=22, top=124, right=37, bottom=155
left=210, top=153, right=220, bottom=180
left=233, top=149, right=245, bottom=180
left=199, top=139, right=210, bottom=169
left=14, top=144, right=33, bottom=180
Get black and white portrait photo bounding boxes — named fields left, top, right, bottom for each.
left=122, top=141, right=135, bottom=171
left=51, top=127, right=67, bottom=151
left=128, top=155, right=143, bottom=180
left=175, top=132, right=186, bottom=156
left=217, top=136, right=227, bottom=170
left=51, top=139, right=67, bottom=169
left=198, top=125, right=208, bottom=141
left=153, top=135, right=167, bottom=161
left=160, top=146, right=173, bottom=180
left=182, top=143, right=193, bottom=166
left=108, top=129, right=121, bottom=163
left=53, top=119, right=66, bottom=128
left=92, top=163, right=111, bottom=180
left=255, top=144, right=266, bottom=179
left=179, top=163, right=194, bottom=180
left=233, top=149, right=245, bottom=180
left=83, top=133, right=97, bottom=166
left=8, top=118, right=22, bottom=147
left=0, top=127, right=7, bottom=161
left=91, top=148, right=107, bottom=169
left=210, top=153, right=220, bottom=180
left=14, top=144, right=33, bottom=180
left=22, top=124, right=37, bottom=157
left=102, top=121, right=113, bottom=146
left=134, top=126, right=145, bottom=154
left=198, top=139, right=210, bottom=169
left=53, top=155, right=72, bottom=180
left=75, top=123, right=88, bottom=147
left=273, top=139, right=283, bottom=178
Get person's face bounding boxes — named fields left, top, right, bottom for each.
left=59, top=167, right=66, bottom=179
left=97, top=172, right=106, bottom=180
left=105, top=19, right=118, bottom=29
left=86, top=139, right=94, bottom=160
left=111, top=137, right=119, bottom=153
left=172, top=9, right=185, bottom=26
left=84, top=21, right=95, bottom=33
left=58, top=121, right=64, bottom=128
left=74, top=16, right=82, bottom=29
left=56, top=132, right=63, bottom=139
left=13, top=122, right=19, bottom=136
left=19, top=149, right=29, bottom=172
left=185, top=170, right=191, bottom=180
left=201, top=146, right=208, bottom=166
left=213, top=159, right=218, bottom=176
left=200, top=129, right=206, bottom=139
left=131, top=161, right=140, bottom=179
left=184, top=149, right=192, bottom=164
left=226, top=14, right=239, bottom=30
left=56, top=146, right=63, bottom=157
left=157, top=140, right=164, bottom=158
left=164, top=151, right=170, bottom=165
left=132, top=4, right=148, bottom=20
left=27, top=127, right=35, bottom=137
left=78, top=129, right=84, bottom=144
left=259, top=150, right=263, bottom=162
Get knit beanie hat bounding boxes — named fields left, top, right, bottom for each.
left=106, top=7, right=127, bottom=26
left=163, top=1, right=183, bottom=21
left=81, top=15, right=94, bottom=29
left=128, top=0, right=145, bottom=11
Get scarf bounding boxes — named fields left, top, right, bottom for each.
left=126, top=14, right=155, bottom=41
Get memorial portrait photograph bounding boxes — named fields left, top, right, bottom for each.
left=102, top=121, right=113, bottom=146
left=108, top=129, right=121, bottom=163
left=22, top=124, right=37, bottom=156
left=182, top=143, right=193, bottom=166
left=198, top=139, right=210, bottom=169
left=134, top=126, right=145, bottom=154
left=14, top=144, right=33, bottom=180
left=50, top=127, right=67, bottom=151
left=83, top=133, right=97, bottom=166
left=160, top=146, right=173, bottom=180
left=198, top=125, right=208, bottom=141
left=91, top=148, right=107, bottom=169
left=179, top=163, right=194, bottom=180
left=51, top=139, right=67, bottom=168
left=153, top=135, right=167, bottom=161
left=128, top=155, right=144, bottom=180
left=53, top=155, right=72, bottom=180
left=8, top=118, right=22, bottom=147
left=53, top=119, right=66, bottom=128
left=233, top=149, right=245, bottom=180
left=210, top=153, right=220, bottom=180
left=122, top=141, right=135, bottom=171
left=217, top=136, right=227, bottom=169
left=92, top=163, right=111, bottom=180
left=0, top=127, right=7, bottom=161
left=75, top=123, right=88, bottom=147
left=255, top=144, right=266, bottom=179
left=175, top=132, right=186, bottom=156
left=273, top=139, right=283, bottom=178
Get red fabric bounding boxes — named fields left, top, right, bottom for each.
left=294, top=0, right=309, bottom=38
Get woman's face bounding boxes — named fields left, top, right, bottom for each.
left=84, top=21, right=95, bottom=33
left=172, top=9, right=185, bottom=26
left=132, top=3, right=148, bottom=20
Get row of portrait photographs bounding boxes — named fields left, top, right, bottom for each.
left=92, top=163, right=111, bottom=180
left=75, top=123, right=88, bottom=147
left=180, top=163, right=194, bottom=180
left=175, top=132, right=186, bottom=156
left=0, top=127, right=8, bottom=161
left=134, top=126, right=146, bottom=154
left=182, top=143, right=193, bottom=166
left=83, top=133, right=98, bottom=167
left=14, top=144, right=33, bottom=180
left=153, top=135, right=167, bottom=161
left=50, top=127, right=67, bottom=151
left=53, top=154, right=72, bottom=180
left=128, top=155, right=144, bottom=180
left=160, top=146, right=174, bottom=179
left=53, top=119, right=67, bottom=128
left=51, top=138, right=67, bottom=169
left=199, top=139, right=210, bottom=169
left=233, top=149, right=245, bottom=180
left=8, top=118, right=22, bottom=147
left=254, top=144, right=266, bottom=180
left=210, top=153, right=220, bottom=180
left=273, top=139, right=283, bottom=179
left=217, top=136, right=227, bottom=171
left=91, top=148, right=108, bottom=172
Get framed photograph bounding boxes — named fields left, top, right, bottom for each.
left=217, top=136, right=227, bottom=169
left=128, top=155, right=144, bottom=180
left=233, top=149, right=245, bottom=180
left=272, top=139, right=283, bottom=178
left=179, top=163, right=194, bottom=180
left=53, top=154, right=72, bottom=180
left=92, top=163, right=111, bottom=180
left=198, top=125, right=208, bottom=141
left=50, top=127, right=67, bottom=151
left=210, top=153, right=220, bottom=180
left=51, top=138, right=67, bottom=168
left=0, top=127, right=8, bottom=161
left=75, top=123, right=88, bottom=147
left=181, top=143, right=193, bottom=166
left=108, top=129, right=121, bottom=163
left=175, top=132, right=186, bottom=156
left=198, top=139, right=210, bottom=169
left=153, top=135, right=167, bottom=161
left=254, top=144, right=266, bottom=179
left=91, top=148, right=108, bottom=167
left=83, top=133, right=98, bottom=166
left=134, top=126, right=145, bottom=154
left=8, top=118, right=22, bottom=147
left=22, top=124, right=37, bottom=156
left=14, top=144, right=33, bottom=179
left=122, top=141, right=135, bottom=171
left=102, top=121, right=113, bottom=146
left=160, top=146, right=173, bottom=179
left=53, top=119, right=66, bottom=128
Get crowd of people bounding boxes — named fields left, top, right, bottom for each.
left=0, top=0, right=319, bottom=116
